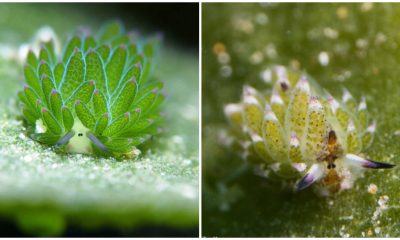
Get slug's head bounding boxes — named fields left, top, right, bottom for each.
left=296, top=131, right=395, bottom=196
left=55, top=119, right=109, bottom=154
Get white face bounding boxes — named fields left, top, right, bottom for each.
left=66, top=119, right=93, bottom=154
left=314, top=158, right=364, bottom=197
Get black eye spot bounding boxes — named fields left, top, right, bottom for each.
left=78, top=133, right=83, bottom=137
left=280, top=82, right=288, bottom=91
left=327, top=163, right=336, bottom=169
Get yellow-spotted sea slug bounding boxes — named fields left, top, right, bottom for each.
left=224, top=66, right=395, bottom=196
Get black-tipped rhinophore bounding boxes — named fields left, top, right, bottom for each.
left=295, top=163, right=324, bottom=191
left=55, top=131, right=75, bottom=146
left=87, top=132, right=109, bottom=153
left=345, top=153, right=396, bottom=169
left=363, top=159, right=396, bottom=169
left=296, top=174, right=314, bottom=191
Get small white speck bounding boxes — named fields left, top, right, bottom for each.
left=232, top=17, right=254, bottom=34
left=260, top=69, right=272, bottom=83
left=181, top=104, right=198, bottom=121
left=220, top=65, right=232, bottom=77
left=265, top=43, right=277, bottom=58
left=347, top=120, right=356, bottom=132
left=23, top=155, right=33, bottom=162
left=368, top=183, right=378, bottom=195
left=318, top=51, right=330, bottom=66
left=172, top=135, right=184, bottom=145
left=103, top=164, right=110, bottom=171
left=361, top=2, right=374, bottom=12
left=249, top=51, right=264, bottom=65
left=356, top=38, right=368, bottom=49
left=255, top=13, right=269, bottom=25
left=378, top=195, right=389, bottom=208
left=183, top=159, right=192, bottom=166
left=269, top=162, right=280, bottom=172
left=292, top=163, right=306, bottom=172
left=358, top=97, right=367, bottom=111
left=35, top=119, right=47, bottom=134
left=18, top=133, right=26, bottom=140
left=224, top=104, right=242, bottom=117
left=270, top=90, right=284, bottom=105
left=323, top=27, right=339, bottom=39
left=375, top=32, right=387, bottom=45
left=217, top=52, right=230, bottom=64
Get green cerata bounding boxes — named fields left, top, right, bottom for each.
left=18, top=21, right=165, bottom=159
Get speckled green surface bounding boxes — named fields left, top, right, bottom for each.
left=202, top=3, right=400, bottom=237
left=0, top=4, right=198, bottom=236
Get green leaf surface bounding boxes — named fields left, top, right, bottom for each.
left=61, top=49, right=85, bottom=100
left=75, top=100, right=95, bottom=129
left=61, top=106, right=74, bottom=131
left=102, top=112, right=130, bottom=137
left=22, top=107, right=38, bottom=124
left=83, top=36, right=97, bottom=53
left=65, top=80, right=95, bottom=109
left=44, top=40, right=57, bottom=64
left=96, top=44, right=111, bottom=62
left=94, top=112, right=109, bottom=134
left=23, top=86, right=40, bottom=113
left=49, top=90, right=63, bottom=121
left=104, top=137, right=134, bottom=152
left=41, top=75, right=55, bottom=106
left=38, top=61, right=54, bottom=81
left=92, top=89, right=108, bottom=118
left=62, top=36, right=81, bottom=63
left=39, top=48, right=50, bottom=64
left=97, top=21, right=124, bottom=43
left=23, top=65, right=41, bottom=97
left=53, top=62, right=64, bottom=88
left=111, top=79, right=137, bottom=118
left=133, top=91, right=158, bottom=115
left=85, top=49, right=107, bottom=94
left=31, top=132, right=61, bottom=145
left=26, top=50, right=38, bottom=68
left=42, top=108, right=62, bottom=135
left=106, top=46, right=127, bottom=96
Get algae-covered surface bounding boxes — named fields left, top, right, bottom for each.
left=0, top=3, right=198, bottom=237
left=202, top=3, right=400, bottom=237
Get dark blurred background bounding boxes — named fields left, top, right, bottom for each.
left=0, top=3, right=199, bottom=50
left=82, top=3, right=199, bottom=50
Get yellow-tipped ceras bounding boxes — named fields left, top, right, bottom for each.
left=224, top=66, right=395, bottom=196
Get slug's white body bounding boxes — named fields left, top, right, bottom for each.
left=224, top=66, right=394, bottom=196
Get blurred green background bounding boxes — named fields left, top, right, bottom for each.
left=202, top=3, right=400, bottom=237
left=0, top=3, right=198, bottom=237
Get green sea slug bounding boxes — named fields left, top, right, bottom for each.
left=224, top=66, right=395, bottom=196
left=18, top=21, right=165, bottom=158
